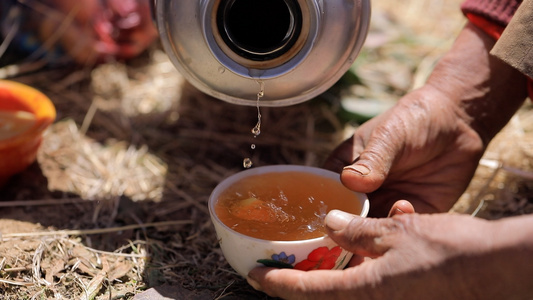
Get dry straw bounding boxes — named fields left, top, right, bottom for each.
left=1, top=0, right=531, bottom=299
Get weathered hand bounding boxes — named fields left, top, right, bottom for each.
left=246, top=18, right=531, bottom=300
left=247, top=210, right=533, bottom=300
left=324, top=23, right=527, bottom=217
left=324, top=88, right=484, bottom=217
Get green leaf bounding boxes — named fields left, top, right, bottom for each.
left=256, top=259, right=294, bottom=269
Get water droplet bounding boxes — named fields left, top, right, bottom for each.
left=218, top=66, right=225, bottom=74
left=248, top=68, right=265, bottom=78
left=243, top=158, right=253, bottom=168
left=251, top=125, right=260, bottom=136
left=241, top=80, right=264, bottom=169
left=251, top=80, right=263, bottom=137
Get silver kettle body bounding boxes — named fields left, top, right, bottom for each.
left=153, top=0, right=370, bottom=106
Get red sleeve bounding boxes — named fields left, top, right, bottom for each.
left=461, top=0, right=533, bottom=99
left=464, top=13, right=506, bottom=39
left=461, top=0, right=522, bottom=27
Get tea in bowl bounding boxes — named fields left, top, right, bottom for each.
left=0, top=80, right=56, bottom=186
left=208, top=165, right=369, bottom=277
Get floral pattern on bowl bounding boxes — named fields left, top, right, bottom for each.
left=257, top=246, right=348, bottom=271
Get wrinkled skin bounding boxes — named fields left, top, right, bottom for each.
left=324, top=88, right=484, bottom=217
left=34, top=0, right=157, bottom=64
left=248, top=210, right=533, bottom=300
left=246, top=23, right=531, bottom=299
left=324, top=23, right=527, bottom=218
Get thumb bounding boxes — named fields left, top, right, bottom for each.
left=325, top=210, right=398, bottom=257
left=340, top=131, right=400, bottom=194
left=341, top=149, right=396, bottom=194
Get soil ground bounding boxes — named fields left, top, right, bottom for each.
left=1, top=0, right=532, bottom=299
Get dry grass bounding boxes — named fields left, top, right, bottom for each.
left=0, top=45, right=347, bottom=298
left=0, top=0, right=532, bottom=299
left=453, top=106, right=533, bottom=217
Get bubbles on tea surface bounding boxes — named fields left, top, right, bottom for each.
left=298, top=221, right=323, bottom=234
left=303, top=224, right=314, bottom=231
left=267, top=202, right=291, bottom=223
left=243, top=158, right=253, bottom=168
left=315, top=204, right=328, bottom=219
left=303, top=210, right=327, bottom=234
left=251, top=144, right=256, bottom=149
left=278, top=190, right=287, bottom=200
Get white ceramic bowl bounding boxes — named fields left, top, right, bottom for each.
left=208, top=165, right=369, bottom=277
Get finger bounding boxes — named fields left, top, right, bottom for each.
left=347, top=254, right=367, bottom=267
left=323, top=135, right=365, bottom=174
left=341, top=116, right=402, bottom=193
left=387, top=200, right=415, bottom=217
left=341, top=140, right=398, bottom=194
left=247, top=267, right=354, bottom=299
left=325, top=210, right=401, bottom=257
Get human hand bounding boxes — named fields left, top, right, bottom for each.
left=36, top=0, right=157, bottom=64
left=247, top=209, right=498, bottom=300
left=324, top=23, right=528, bottom=217
left=325, top=87, right=484, bottom=217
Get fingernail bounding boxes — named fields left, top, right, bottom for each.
left=387, top=208, right=405, bottom=218
left=246, top=276, right=262, bottom=291
left=325, top=210, right=354, bottom=231
left=343, top=164, right=370, bottom=176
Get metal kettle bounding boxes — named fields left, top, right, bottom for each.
left=153, top=0, right=370, bottom=106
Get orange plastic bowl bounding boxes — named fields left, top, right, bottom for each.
left=0, top=80, right=56, bottom=186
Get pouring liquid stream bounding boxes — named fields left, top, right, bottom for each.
left=243, top=80, right=264, bottom=169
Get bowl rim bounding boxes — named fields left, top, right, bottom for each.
left=208, top=164, right=370, bottom=244
left=0, top=80, right=56, bottom=148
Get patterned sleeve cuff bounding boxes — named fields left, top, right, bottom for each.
left=465, top=13, right=506, bottom=40
left=461, top=0, right=522, bottom=27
